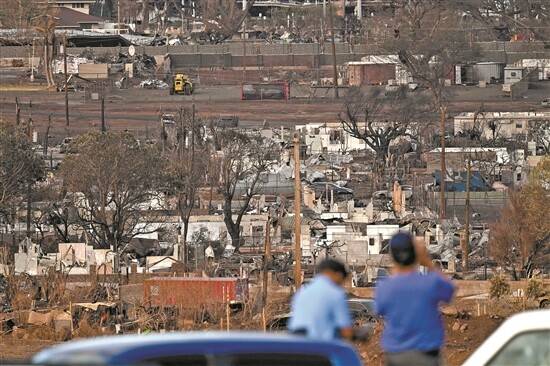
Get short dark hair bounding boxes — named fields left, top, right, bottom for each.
left=390, top=232, right=416, bottom=266
left=318, top=259, right=349, bottom=278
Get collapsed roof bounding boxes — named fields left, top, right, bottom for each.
left=66, top=34, right=133, bottom=47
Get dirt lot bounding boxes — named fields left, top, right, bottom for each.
left=0, top=336, right=57, bottom=361
left=0, top=312, right=505, bottom=365
left=1, top=294, right=518, bottom=365
left=357, top=313, right=505, bottom=366
left=1, top=79, right=549, bottom=145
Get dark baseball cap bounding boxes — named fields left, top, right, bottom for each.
left=390, top=232, right=416, bottom=266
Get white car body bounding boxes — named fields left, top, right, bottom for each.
left=462, top=309, right=550, bottom=366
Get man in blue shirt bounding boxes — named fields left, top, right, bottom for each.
left=289, top=259, right=354, bottom=341
left=375, top=233, right=455, bottom=366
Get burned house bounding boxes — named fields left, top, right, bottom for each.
left=454, top=111, right=550, bottom=141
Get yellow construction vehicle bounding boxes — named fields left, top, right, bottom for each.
left=170, top=74, right=194, bottom=95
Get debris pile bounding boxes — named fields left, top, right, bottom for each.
left=116, top=53, right=157, bottom=78
left=51, top=50, right=158, bottom=79
left=52, top=56, right=88, bottom=75
left=259, top=28, right=318, bottom=44
left=139, top=78, right=168, bottom=89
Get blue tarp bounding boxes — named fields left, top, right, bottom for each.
left=433, top=171, right=488, bottom=192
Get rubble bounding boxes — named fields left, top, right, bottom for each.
left=116, top=53, right=157, bottom=78
left=115, top=76, right=129, bottom=89
left=52, top=56, right=87, bottom=75
left=0, top=109, right=543, bottom=351
left=139, top=78, right=168, bottom=90
left=52, top=51, right=158, bottom=80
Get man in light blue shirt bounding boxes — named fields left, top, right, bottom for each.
left=289, top=259, right=354, bottom=341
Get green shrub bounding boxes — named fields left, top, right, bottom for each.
left=490, top=273, right=511, bottom=299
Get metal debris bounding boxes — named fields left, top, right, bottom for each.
left=139, top=78, right=168, bottom=90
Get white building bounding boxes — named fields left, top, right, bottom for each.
left=504, top=66, right=528, bottom=84
left=514, top=59, right=550, bottom=80
left=52, top=0, right=95, bottom=15
left=453, top=111, right=550, bottom=140
left=295, top=121, right=419, bottom=156
left=320, top=224, right=401, bottom=265
left=185, top=214, right=269, bottom=248
left=295, top=122, right=367, bottom=155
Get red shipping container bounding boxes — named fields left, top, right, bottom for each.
left=241, top=82, right=290, bottom=100
left=144, top=277, right=248, bottom=309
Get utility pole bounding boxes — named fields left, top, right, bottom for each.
left=179, top=106, right=185, bottom=158
left=30, top=38, right=35, bottom=82
left=191, top=103, right=195, bottom=162
left=261, top=218, right=272, bottom=331
left=28, top=100, right=33, bottom=138
left=242, top=15, right=247, bottom=83
left=117, top=0, right=121, bottom=35
left=26, top=181, right=32, bottom=240
left=187, top=103, right=197, bottom=271
left=463, top=158, right=471, bottom=272
left=184, top=0, right=189, bottom=36
left=15, top=97, right=20, bottom=125
left=294, top=136, right=302, bottom=289
left=63, top=35, right=70, bottom=126
left=180, top=105, right=187, bottom=270
left=44, top=114, right=52, bottom=158
left=328, top=0, right=339, bottom=98
left=26, top=115, right=33, bottom=240
left=439, top=105, right=446, bottom=218
left=101, top=96, right=106, bottom=132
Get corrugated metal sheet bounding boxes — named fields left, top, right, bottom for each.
left=347, top=63, right=396, bottom=86
left=472, top=62, right=505, bottom=82
left=359, top=55, right=399, bottom=63
left=144, top=277, right=248, bottom=308
left=395, top=65, right=413, bottom=85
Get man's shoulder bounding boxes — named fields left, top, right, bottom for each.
left=375, top=272, right=421, bottom=293
left=426, top=271, right=455, bottom=295
left=375, top=274, right=399, bottom=289
left=378, top=271, right=453, bottom=291
left=308, top=276, right=346, bottom=296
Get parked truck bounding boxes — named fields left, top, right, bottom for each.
left=143, top=277, right=248, bottom=309
left=169, top=74, right=194, bottom=95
